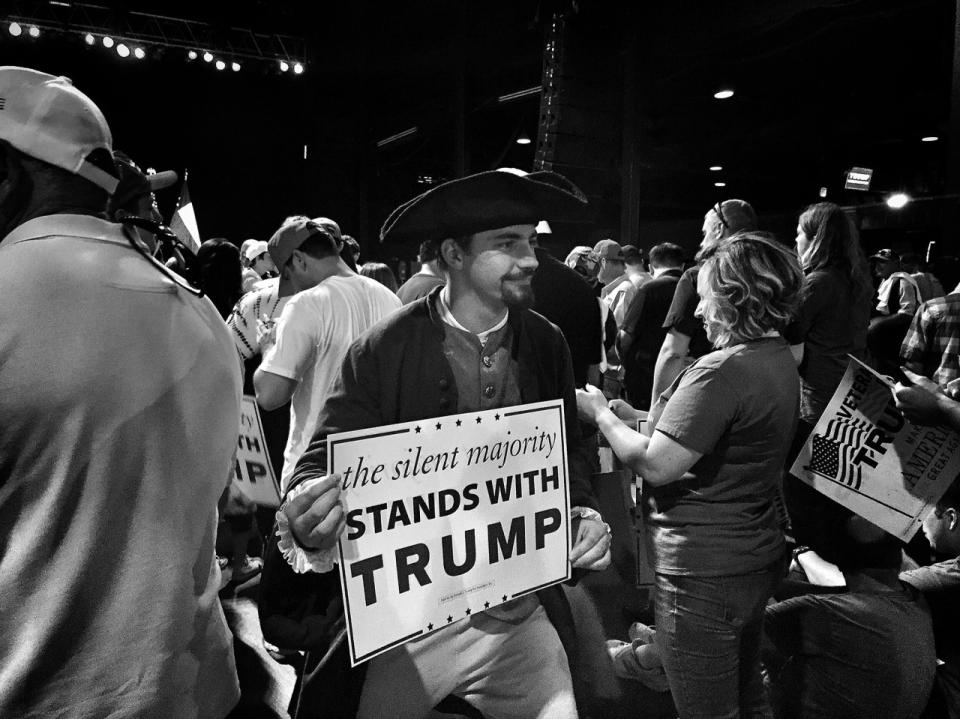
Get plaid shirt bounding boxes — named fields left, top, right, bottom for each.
left=900, top=293, right=960, bottom=387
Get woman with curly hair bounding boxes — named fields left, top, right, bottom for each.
left=578, top=232, right=802, bottom=718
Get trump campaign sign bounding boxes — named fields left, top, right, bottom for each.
left=791, top=358, right=960, bottom=541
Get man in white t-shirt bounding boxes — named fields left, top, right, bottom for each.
left=254, top=218, right=401, bottom=491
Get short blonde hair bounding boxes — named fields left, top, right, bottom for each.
left=696, top=232, right=802, bottom=348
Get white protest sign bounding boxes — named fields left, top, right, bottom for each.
left=234, top=395, right=281, bottom=507
left=790, top=358, right=960, bottom=541
left=329, top=400, right=571, bottom=666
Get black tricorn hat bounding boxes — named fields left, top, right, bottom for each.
left=379, top=169, right=588, bottom=243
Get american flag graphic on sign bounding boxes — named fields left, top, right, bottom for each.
left=805, top=416, right=871, bottom=490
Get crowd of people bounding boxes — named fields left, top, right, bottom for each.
left=2, top=64, right=960, bottom=719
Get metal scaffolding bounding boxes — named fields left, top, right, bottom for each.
left=3, top=1, right=307, bottom=63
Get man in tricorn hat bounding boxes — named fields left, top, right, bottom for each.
left=265, top=169, right=611, bottom=718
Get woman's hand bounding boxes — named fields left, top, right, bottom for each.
left=608, top=398, right=644, bottom=423
left=576, top=384, right=608, bottom=425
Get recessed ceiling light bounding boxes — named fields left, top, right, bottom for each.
left=886, top=193, right=910, bottom=209
left=921, top=136, right=939, bottom=142
left=102, top=35, right=114, bottom=48
left=714, top=181, right=727, bottom=187
left=292, top=62, right=304, bottom=75
left=713, top=89, right=734, bottom=100
left=203, top=51, right=213, bottom=62
left=116, top=43, right=130, bottom=58
left=709, top=165, right=722, bottom=171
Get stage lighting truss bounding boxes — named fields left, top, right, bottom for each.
left=5, top=1, right=307, bottom=76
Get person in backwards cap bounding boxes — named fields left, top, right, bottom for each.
left=0, top=67, right=240, bottom=718
left=261, top=169, right=611, bottom=719
left=254, top=217, right=401, bottom=493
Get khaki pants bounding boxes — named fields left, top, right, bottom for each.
left=357, top=605, right=577, bottom=719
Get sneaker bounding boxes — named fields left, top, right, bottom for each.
left=231, top=555, right=263, bottom=584
left=628, top=621, right=657, bottom=645
left=606, top=639, right=671, bottom=692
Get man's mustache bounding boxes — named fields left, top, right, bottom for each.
left=502, top=269, right=536, bottom=281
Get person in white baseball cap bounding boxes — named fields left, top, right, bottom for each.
left=0, top=66, right=242, bottom=719
left=0, top=66, right=118, bottom=199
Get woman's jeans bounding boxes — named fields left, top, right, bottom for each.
left=654, top=561, right=784, bottom=719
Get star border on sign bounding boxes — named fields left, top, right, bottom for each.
left=476, top=417, right=482, bottom=424
left=456, top=419, right=462, bottom=427
left=414, top=425, right=421, bottom=433
left=435, top=422, right=442, bottom=430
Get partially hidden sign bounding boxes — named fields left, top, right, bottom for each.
left=790, top=358, right=960, bottom=541
left=329, top=400, right=571, bottom=666
left=235, top=395, right=281, bottom=507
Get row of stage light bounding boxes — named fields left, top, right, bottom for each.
left=6, top=21, right=306, bottom=75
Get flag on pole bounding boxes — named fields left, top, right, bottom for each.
left=169, top=171, right=201, bottom=253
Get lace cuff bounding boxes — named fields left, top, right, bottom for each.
left=571, top=506, right=604, bottom=523
left=275, top=478, right=339, bottom=574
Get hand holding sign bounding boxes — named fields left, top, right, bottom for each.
left=570, top=516, right=612, bottom=570
left=894, top=369, right=960, bottom=434
left=894, top=369, right=947, bottom=426
left=284, top=474, right=346, bottom=550
left=792, top=358, right=960, bottom=541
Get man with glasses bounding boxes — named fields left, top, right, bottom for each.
left=649, top=199, right=758, bottom=415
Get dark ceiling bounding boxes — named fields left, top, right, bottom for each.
left=1, top=0, right=955, bottom=257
